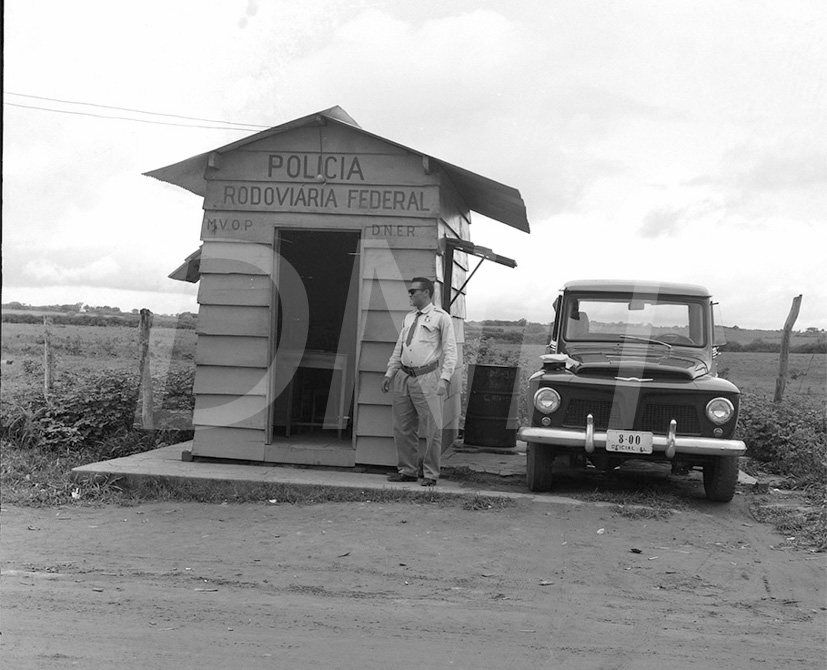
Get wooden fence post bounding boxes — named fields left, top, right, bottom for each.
left=138, top=309, right=154, bottom=429
left=43, top=316, right=54, bottom=399
left=774, top=294, right=803, bottom=403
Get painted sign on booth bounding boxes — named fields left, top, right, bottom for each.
left=204, top=152, right=438, bottom=217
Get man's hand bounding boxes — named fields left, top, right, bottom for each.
left=381, top=376, right=392, bottom=393
left=437, top=379, right=449, bottom=397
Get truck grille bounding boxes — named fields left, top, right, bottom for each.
left=564, top=399, right=615, bottom=429
left=640, top=404, right=700, bottom=434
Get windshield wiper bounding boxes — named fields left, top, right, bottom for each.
left=618, top=335, right=672, bottom=350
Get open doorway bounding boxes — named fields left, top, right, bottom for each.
left=271, top=229, right=359, bottom=443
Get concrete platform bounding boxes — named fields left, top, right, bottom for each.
left=70, top=440, right=578, bottom=504
left=70, top=440, right=754, bottom=504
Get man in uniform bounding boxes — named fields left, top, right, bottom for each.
left=381, top=277, right=457, bottom=486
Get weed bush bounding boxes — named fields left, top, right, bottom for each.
left=1, top=367, right=195, bottom=456
left=737, top=391, right=826, bottom=487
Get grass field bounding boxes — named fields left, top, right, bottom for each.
left=1, top=322, right=196, bottom=396
left=3, top=321, right=824, bottom=411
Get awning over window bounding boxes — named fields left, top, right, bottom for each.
left=169, top=247, right=201, bottom=283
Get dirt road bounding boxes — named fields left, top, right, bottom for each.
left=2, top=490, right=825, bottom=669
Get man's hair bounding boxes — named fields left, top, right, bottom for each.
left=411, top=276, right=434, bottom=298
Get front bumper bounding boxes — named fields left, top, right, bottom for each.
left=518, top=419, right=746, bottom=459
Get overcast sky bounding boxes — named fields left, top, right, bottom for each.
left=4, top=0, right=826, bottom=329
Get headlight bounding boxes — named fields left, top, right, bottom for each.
left=534, top=387, right=561, bottom=414
left=706, top=397, right=734, bottom=425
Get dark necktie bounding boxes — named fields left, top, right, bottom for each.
left=405, top=312, right=422, bottom=346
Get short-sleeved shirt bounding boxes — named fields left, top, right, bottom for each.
left=385, top=302, right=457, bottom=382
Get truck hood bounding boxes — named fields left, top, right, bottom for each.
left=566, top=349, right=711, bottom=381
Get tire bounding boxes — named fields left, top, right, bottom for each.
left=703, top=455, right=739, bottom=502
left=527, top=443, right=555, bottom=492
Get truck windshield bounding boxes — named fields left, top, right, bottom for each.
left=564, top=296, right=707, bottom=347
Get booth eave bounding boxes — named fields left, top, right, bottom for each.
left=143, top=107, right=530, bottom=233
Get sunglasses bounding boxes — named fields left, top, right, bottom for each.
left=408, top=288, right=425, bottom=295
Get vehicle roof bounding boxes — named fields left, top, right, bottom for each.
left=561, top=280, right=711, bottom=297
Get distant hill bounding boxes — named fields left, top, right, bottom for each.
left=1, top=303, right=196, bottom=329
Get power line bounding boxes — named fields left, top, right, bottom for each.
left=4, top=92, right=270, bottom=130
left=4, top=101, right=263, bottom=131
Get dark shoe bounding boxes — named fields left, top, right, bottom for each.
left=420, top=478, right=437, bottom=487
left=387, top=473, right=417, bottom=482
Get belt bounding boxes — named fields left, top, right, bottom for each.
left=400, top=361, right=439, bottom=377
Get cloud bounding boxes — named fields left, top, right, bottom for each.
left=735, top=150, right=827, bottom=193
left=638, top=207, right=686, bottom=238
left=23, top=257, right=120, bottom=285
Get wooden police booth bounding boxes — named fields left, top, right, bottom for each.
left=146, top=107, right=529, bottom=467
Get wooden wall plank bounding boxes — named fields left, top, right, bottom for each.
left=200, top=212, right=437, bottom=247
left=357, top=371, right=393, bottom=405
left=356, top=404, right=395, bottom=438
left=354, top=436, right=397, bottom=467
left=238, top=126, right=320, bottom=152
left=200, top=241, right=273, bottom=275
left=353, top=433, right=456, bottom=467
left=361, top=309, right=406, bottom=342
left=239, top=124, right=410, bottom=155
left=198, top=274, right=272, bottom=306
left=195, top=335, right=270, bottom=368
left=197, top=305, right=270, bottom=337
left=361, top=247, right=438, bottom=281
left=263, top=443, right=355, bottom=467
left=454, top=319, right=465, bottom=344
left=358, top=344, right=395, bottom=373
left=194, top=366, right=269, bottom=395
left=361, top=221, right=438, bottom=250
left=192, top=426, right=265, bottom=461
left=360, top=278, right=410, bottom=311
left=194, top=394, right=268, bottom=429
left=317, top=125, right=411, bottom=155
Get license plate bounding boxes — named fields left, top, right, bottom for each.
left=606, top=430, right=653, bottom=454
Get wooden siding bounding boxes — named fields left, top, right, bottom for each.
left=361, top=309, right=407, bottom=343
left=192, top=426, right=265, bottom=461
left=194, top=366, right=268, bottom=395
left=194, top=394, right=268, bottom=429
left=201, top=212, right=435, bottom=246
left=194, top=335, right=269, bottom=368
left=187, top=120, right=474, bottom=465
left=264, top=442, right=355, bottom=467
left=353, top=436, right=397, bottom=467
left=199, top=240, right=273, bottom=275
left=197, top=273, right=272, bottom=307
left=357, top=344, right=395, bottom=373
left=234, top=124, right=410, bottom=155
left=361, top=247, right=436, bottom=281
left=360, top=278, right=413, bottom=312
left=196, top=305, right=270, bottom=337
left=355, top=404, right=394, bottom=438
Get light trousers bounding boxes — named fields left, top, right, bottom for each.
left=390, top=369, right=443, bottom=480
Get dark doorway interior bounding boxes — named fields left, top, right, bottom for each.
left=273, top=229, right=359, bottom=439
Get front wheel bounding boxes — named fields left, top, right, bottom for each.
left=703, top=455, right=739, bottom=502
left=527, top=443, right=555, bottom=492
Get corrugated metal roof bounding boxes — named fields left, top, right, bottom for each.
left=144, top=106, right=530, bottom=233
